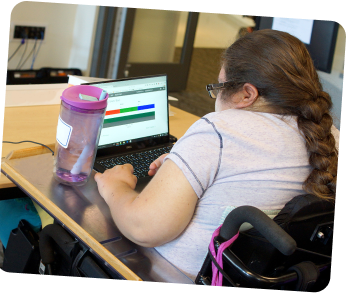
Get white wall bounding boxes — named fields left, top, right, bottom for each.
left=194, top=13, right=255, bottom=48
left=176, top=12, right=255, bottom=48
left=7, top=2, right=96, bottom=74
left=68, top=5, right=98, bottom=73
left=128, top=9, right=181, bottom=63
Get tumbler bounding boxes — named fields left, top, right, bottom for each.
left=53, top=85, right=108, bottom=186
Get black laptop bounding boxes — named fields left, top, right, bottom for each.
left=84, top=74, right=174, bottom=189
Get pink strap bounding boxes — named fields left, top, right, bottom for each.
left=208, top=225, right=239, bottom=286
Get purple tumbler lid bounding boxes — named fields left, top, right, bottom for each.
left=61, top=85, right=108, bottom=110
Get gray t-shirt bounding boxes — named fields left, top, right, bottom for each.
left=154, top=109, right=333, bottom=281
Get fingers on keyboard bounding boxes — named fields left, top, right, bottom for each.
left=98, top=146, right=172, bottom=179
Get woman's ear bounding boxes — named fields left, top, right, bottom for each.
left=233, top=83, right=259, bottom=109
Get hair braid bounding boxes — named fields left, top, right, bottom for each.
left=222, top=29, right=338, bottom=201
left=297, top=91, right=338, bottom=200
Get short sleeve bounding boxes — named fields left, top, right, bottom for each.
left=165, top=117, right=222, bottom=198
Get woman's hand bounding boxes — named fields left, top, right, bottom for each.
left=148, top=153, right=169, bottom=176
left=94, top=159, right=197, bottom=247
left=94, top=164, right=137, bottom=204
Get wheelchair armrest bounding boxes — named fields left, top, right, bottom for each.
left=220, top=206, right=297, bottom=256
left=39, top=224, right=78, bottom=266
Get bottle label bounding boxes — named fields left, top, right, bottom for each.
left=56, top=116, right=73, bottom=148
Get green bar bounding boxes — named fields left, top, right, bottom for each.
left=120, top=106, right=138, bottom=113
left=104, top=111, right=155, bottom=124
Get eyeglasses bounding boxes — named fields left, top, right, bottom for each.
left=206, top=81, right=232, bottom=99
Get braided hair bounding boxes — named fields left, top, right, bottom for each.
left=222, top=29, right=338, bottom=200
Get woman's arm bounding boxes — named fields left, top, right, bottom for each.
left=148, top=153, right=168, bottom=176
left=94, top=159, right=197, bottom=247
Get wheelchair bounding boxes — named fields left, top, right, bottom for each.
left=2, top=193, right=334, bottom=290
left=2, top=218, right=124, bottom=278
left=195, top=194, right=334, bottom=291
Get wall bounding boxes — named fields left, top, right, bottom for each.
left=128, top=9, right=181, bottom=63
left=176, top=12, right=255, bottom=48
left=6, top=2, right=345, bottom=110
left=191, top=14, right=345, bottom=129
left=7, top=1, right=96, bottom=74
left=194, top=13, right=255, bottom=48
left=5, top=5, right=263, bottom=72
left=318, top=25, right=346, bottom=129
left=68, top=5, right=98, bottom=73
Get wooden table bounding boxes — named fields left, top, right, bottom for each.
left=1, top=104, right=199, bottom=189
left=1, top=101, right=200, bottom=282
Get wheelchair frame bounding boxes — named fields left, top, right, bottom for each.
left=195, top=194, right=334, bottom=291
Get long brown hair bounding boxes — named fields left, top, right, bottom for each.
left=222, top=29, right=338, bottom=200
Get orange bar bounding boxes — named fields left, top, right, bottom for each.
left=106, top=109, right=120, bottom=116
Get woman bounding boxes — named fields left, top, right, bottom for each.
left=94, top=29, right=339, bottom=281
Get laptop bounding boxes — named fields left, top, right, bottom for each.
left=84, top=74, right=174, bottom=190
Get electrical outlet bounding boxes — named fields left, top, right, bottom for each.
left=13, top=25, right=45, bottom=40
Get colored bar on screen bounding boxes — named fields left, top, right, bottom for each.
left=105, top=104, right=155, bottom=116
left=104, top=111, right=155, bottom=124
left=138, top=104, right=155, bottom=110
left=120, top=106, right=138, bottom=113
left=103, top=111, right=155, bottom=128
left=106, top=109, right=120, bottom=115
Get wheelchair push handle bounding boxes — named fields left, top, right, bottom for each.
left=220, top=206, right=297, bottom=256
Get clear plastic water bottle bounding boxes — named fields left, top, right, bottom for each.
left=53, top=85, right=108, bottom=186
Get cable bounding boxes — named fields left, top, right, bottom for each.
left=31, top=31, right=44, bottom=70
left=2, top=140, right=54, bottom=155
left=8, top=39, right=25, bottom=62
left=16, top=37, right=29, bottom=69
left=18, top=38, right=37, bottom=70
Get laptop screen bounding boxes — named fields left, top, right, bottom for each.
left=85, top=75, right=169, bottom=153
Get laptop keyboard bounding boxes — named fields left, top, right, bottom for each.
left=96, top=146, right=172, bottom=178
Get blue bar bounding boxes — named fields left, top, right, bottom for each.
left=138, top=104, right=155, bottom=110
